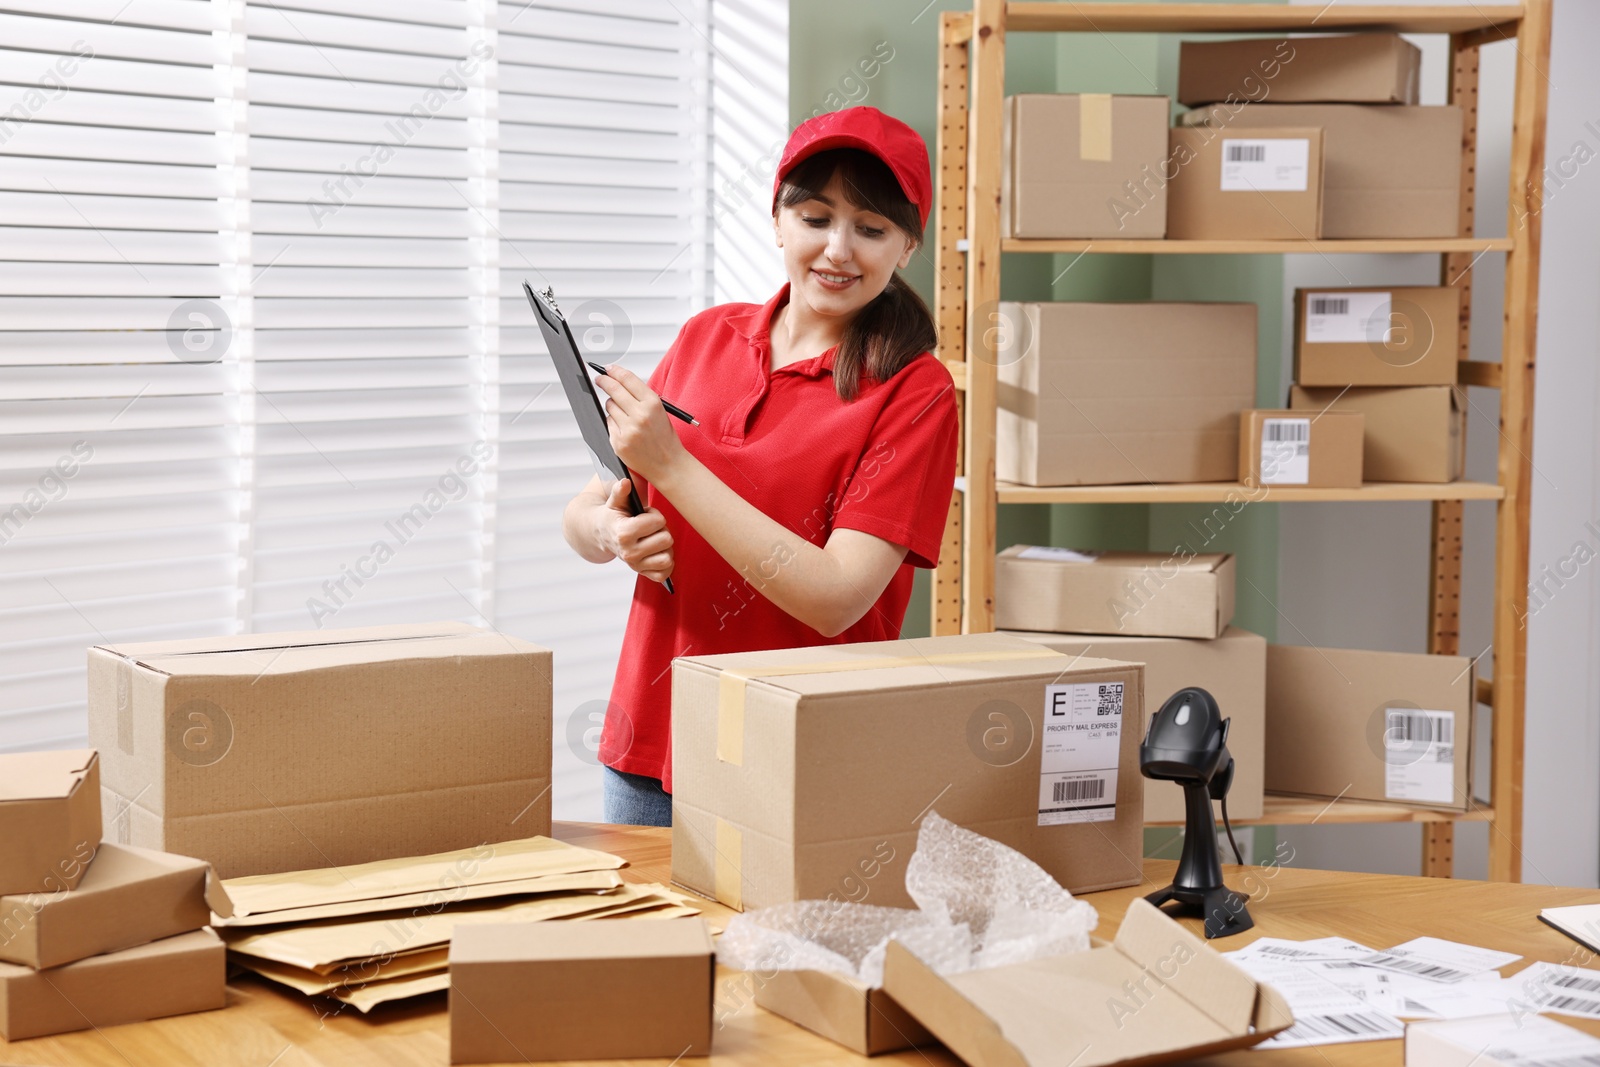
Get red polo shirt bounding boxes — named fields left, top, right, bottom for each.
left=600, top=284, right=959, bottom=790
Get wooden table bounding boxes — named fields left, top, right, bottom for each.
left=4, top=822, right=1598, bottom=1066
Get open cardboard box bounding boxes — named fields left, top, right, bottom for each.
left=879, top=899, right=1293, bottom=1067
left=755, top=967, right=935, bottom=1056
left=0, top=749, right=100, bottom=896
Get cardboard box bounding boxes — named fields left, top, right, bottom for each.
left=997, top=301, right=1257, bottom=486
left=1167, top=126, right=1324, bottom=240
left=0, top=928, right=225, bottom=1041
left=880, top=898, right=1294, bottom=1066
left=0, top=843, right=231, bottom=970
left=1266, top=643, right=1475, bottom=811
left=1004, top=94, right=1171, bottom=238
left=1179, top=34, right=1421, bottom=107
left=995, top=547, right=1236, bottom=639
left=754, top=969, right=934, bottom=1056
left=672, top=632, right=1144, bottom=911
left=1180, top=105, right=1463, bottom=237
left=1000, top=627, right=1267, bottom=823
left=1289, top=384, right=1465, bottom=482
left=1294, top=286, right=1462, bottom=386
left=449, top=918, right=713, bottom=1063
left=1239, top=408, right=1364, bottom=488
left=0, top=750, right=100, bottom=897
left=88, top=622, right=552, bottom=879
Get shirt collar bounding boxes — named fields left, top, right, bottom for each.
left=727, top=283, right=838, bottom=377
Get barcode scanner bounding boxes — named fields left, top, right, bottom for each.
left=1140, top=687, right=1254, bottom=939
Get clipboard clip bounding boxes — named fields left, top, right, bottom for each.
left=537, top=285, right=560, bottom=315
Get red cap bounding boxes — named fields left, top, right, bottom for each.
left=771, top=106, right=932, bottom=229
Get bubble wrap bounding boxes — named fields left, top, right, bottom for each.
left=716, top=812, right=1096, bottom=986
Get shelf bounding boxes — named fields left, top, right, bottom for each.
left=1000, top=237, right=1514, bottom=255
left=988, top=480, right=1506, bottom=504
left=1006, top=3, right=1522, bottom=36
left=1148, top=793, right=1494, bottom=827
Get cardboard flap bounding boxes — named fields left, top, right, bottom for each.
left=881, top=941, right=1031, bottom=1067
left=1113, top=899, right=1256, bottom=1034
left=0, top=749, right=96, bottom=802
left=204, top=866, right=235, bottom=919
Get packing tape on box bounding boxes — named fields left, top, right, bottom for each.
left=1079, top=93, right=1114, bottom=162
left=714, top=817, right=743, bottom=910
left=714, top=647, right=1064, bottom=765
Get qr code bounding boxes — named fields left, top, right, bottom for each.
left=1096, top=683, right=1123, bottom=718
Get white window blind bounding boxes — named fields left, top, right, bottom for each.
left=0, top=0, right=783, bottom=820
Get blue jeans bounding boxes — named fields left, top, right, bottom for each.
left=603, top=766, right=673, bottom=827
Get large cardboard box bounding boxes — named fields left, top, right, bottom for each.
left=671, top=633, right=1145, bottom=911
left=1181, top=104, right=1463, bottom=237
left=0, top=928, right=225, bottom=1041
left=449, top=918, right=713, bottom=1063
left=1167, top=126, right=1325, bottom=239
left=1289, top=384, right=1465, bottom=482
left=0, top=843, right=231, bottom=970
left=880, top=899, right=1294, bottom=1065
left=997, top=301, right=1257, bottom=486
left=1266, top=644, right=1475, bottom=811
left=754, top=969, right=934, bottom=1056
left=1294, top=286, right=1462, bottom=386
left=88, top=622, right=552, bottom=879
left=1001, top=627, right=1267, bottom=823
left=1239, top=408, right=1364, bottom=488
left=994, top=546, right=1236, bottom=639
left=1004, top=93, right=1171, bottom=238
left=1179, top=34, right=1421, bottom=107
left=0, top=750, right=100, bottom=897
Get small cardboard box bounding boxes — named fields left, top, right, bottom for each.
left=0, top=750, right=100, bottom=897
left=995, top=547, right=1235, bottom=639
left=1294, top=286, right=1462, bottom=386
left=0, top=928, right=225, bottom=1041
left=88, top=622, right=552, bottom=879
left=997, top=301, right=1257, bottom=486
left=880, top=898, right=1294, bottom=1066
left=1266, top=644, right=1475, bottom=811
left=1004, top=94, right=1171, bottom=238
left=672, top=633, right=1144, bottom=911
left=1179, top=34, right=1421, bottom=107
left=1167, top=126, right=1324, bottom=240
left=1289, top=384, right=1465, bottom=482
left=1001, top=627, right=1267, bottom=823
left=754, top=969, right=934, bottom=1056
left=1180, top=104, right=1462, bottom=238
left=1239, top=408, right=1364, bottom=488
left=0, top=843, right=232, bottom=970
left=449, top=918, right=713, bottom=1063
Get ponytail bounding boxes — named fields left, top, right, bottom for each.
left=775, top=147, right=939, bottom=402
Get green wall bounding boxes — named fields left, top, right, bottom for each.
left=787, top=0, right=1283, bottom=643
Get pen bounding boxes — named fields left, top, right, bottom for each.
left=587, top=361, right=700, bottom=426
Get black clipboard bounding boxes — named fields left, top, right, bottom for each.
left=525, top=280, right=674, bottom=594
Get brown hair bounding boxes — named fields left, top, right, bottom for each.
left=775, top=148, right=938, bottom=402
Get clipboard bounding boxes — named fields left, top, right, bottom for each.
left=525, top=280, right=675, bottom=595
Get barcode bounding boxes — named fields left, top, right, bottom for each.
left=1259, top=945, right=1319, bottom=958
left=1364, top=953, right=1470, bottom=982
left=1550, top=973, right=1600, bottom=994
left=1264, top=421, right=1309, bottom=443
left=1538, top=993, right=1600, bottom=1014
left=1277, top=1011, right=1402, bottom=1042
left=1053, top=778, right=1106, bottom=803
left=1310, top=297, right=1351, bottom=316
left=1388, top=711, right=1454, bottom=745
left=1226, top=143, right=1266, bottom=163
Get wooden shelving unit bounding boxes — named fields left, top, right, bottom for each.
left=930, top=2, right=1552, bottom=880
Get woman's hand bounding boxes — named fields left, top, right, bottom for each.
left=596, top=477, right=675, bottom=585
left=592, top=363, right=684, bottom=487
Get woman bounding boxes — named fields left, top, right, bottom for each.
left=562, top=106, right=959, bottom=826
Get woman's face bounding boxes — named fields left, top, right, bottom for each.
left=773, top=171, right=916, bottom=324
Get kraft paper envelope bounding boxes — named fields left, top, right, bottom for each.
left=223, top=836, right=625, bottom=918
left=222, top=884, right=681, bottom=972
left=215, top=868, right=624, bottom=927
left=334, top=969, right=451, bottom=1012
